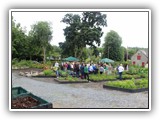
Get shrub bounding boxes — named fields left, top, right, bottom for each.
left=105, top=78, right=148, bottom=89
left=59, top=76, right=78, bottom=81
left=89, top=74, right=117, bottom=81
left=43, top=69, right=53, bottom=76
left=106, top=80, right=136, bottom=89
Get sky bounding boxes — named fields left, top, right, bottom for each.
left=12, top=10, right=149, bottom=48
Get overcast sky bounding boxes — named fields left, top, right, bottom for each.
left=12, top=10, right=149, bottom=48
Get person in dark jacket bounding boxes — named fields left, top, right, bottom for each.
left=80, top=63, right=84, bottom=79
left=84, top=64, right=89, bottom=81
left=75, top=63, right=80, bottom=78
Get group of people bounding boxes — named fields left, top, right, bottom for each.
left=53, top=61, right=125, bottom=80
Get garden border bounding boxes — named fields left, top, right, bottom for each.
left=89, top=77, right=145, bottom=82
left=103, top=85, right=148, bottom=93
left=31, top=75, right=57, bottom=78
left=89, top=79, right=117, bottom=82
left=54, top=78, right=89, bottom=84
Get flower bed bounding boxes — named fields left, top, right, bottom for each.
left=103, top=79, right=148, bottom=93
left=54, top=76, right=88, bottom=83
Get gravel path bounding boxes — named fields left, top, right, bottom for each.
left=12, top=72, right=148, bottom=109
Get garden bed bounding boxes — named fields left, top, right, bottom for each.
left=54, top=77, right=89, bottom=83
left=88, top=73, right=147, bottom=82
left=103, top=79, right=148, bottom=93
left=31, top=75, right=57, bottom=78
left=12, top=93, right=52, bottom=109
left=89, top=79, right=117, bottom=82
left=103, top=85, right=148, bottom=93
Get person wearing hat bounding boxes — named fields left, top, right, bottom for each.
left=118, top=64, right=124, bottom=80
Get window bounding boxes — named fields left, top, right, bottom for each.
left=137, top=55, right=141, bottom=60
left=133, top=61, right=136, bottom=65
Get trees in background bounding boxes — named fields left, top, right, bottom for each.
left=30, top=21, right=52, bottom=64
left=60, top=12, right=107, bottom=59
left=12, top=17, right=61, bottom=63
left=102, top=30, right=123, bottom=61
left=12, top=17, right=31, bottom=60
left=12, top=13, right=144, bottom=63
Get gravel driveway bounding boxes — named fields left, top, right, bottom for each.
left=12, top=71, right=148, bottom=109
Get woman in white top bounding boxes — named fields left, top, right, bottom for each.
left=99, top=65, right=104, bottom=74
left=118, top=64, right=124, bottom=80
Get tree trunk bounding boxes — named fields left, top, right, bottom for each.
left=74, top=48, right=77, bottom=58
left=43, top=46, right=46, bottom=64
left=78, top=49, right=83, bottom=60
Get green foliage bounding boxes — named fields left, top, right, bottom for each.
left=102, top=30, right=123, bottom=61
left=12, top=60, right=44, bottom=69
left=12, top=17, right=58, bottom=62
left=120, top=74, right=141, bottom=79
left=31, top=21, right=52, bottom=64
left=12, top=58, right=19, bottom=65
left=85, top=55, right=100, bottom=63
left=105, top=79, right=148, bottom=89
left=89, top=74, right=116, bottom=81
left=12, top=60, right=32, bottom=67
left=59, top=70, right=68, bottom=77
left=12, top=17, right=29, bottom=59
left=59, top=76, right=78, bottom=81
left=43, top=69, right=54, bottom=76
left=106, top=80, right=136, bottom=89
left=60, top=12, right=107, bottom=59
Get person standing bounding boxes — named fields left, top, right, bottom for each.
left=75, top=63, right=80, bottom=78
left=54, top=61, right=59, bottom=68
left=99, top=65, right=104, bottom=74
left=104, top=64, right=108, bottom=75
left=54, top=61, right=59, bottom=78
left=118, top=64, right=124, bottom=80
left=84, top=64, right=89, bottom=81
left=80, top=63, right=84, bottom=79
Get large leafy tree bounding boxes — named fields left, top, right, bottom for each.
left=26, top=31, right=42, bottom=60
left=31, top=21, right=52, bottom=64
left=61, top=12, right=107, bottom=59
left=12, top=17, right=28, bottom=60
left=102, top=30, right=123, bottom=61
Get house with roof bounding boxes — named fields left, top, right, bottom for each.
left=131, top=49, right=148, bottom=67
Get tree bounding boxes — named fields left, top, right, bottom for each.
left=61, top=12, right=107, bottom=59
left=102, top=30, right=123, bottom=61
left=46, top=44, right=61, bottom=60
left=26, top=31, right=42, bottom=60
left=31, top=21, right=52, bottom=64
left=12, top=17, right=29, bottom=60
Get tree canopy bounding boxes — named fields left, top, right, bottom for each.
left=60, top=12, right=107, bottom=59
left=102, top=30, right=123, bottom=61
left=12, top=17, right=29, bottom=59
left=30, top=21, right=52, bottom=63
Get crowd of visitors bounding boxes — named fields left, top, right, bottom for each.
left=52, top=61, right=122, bottom=80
